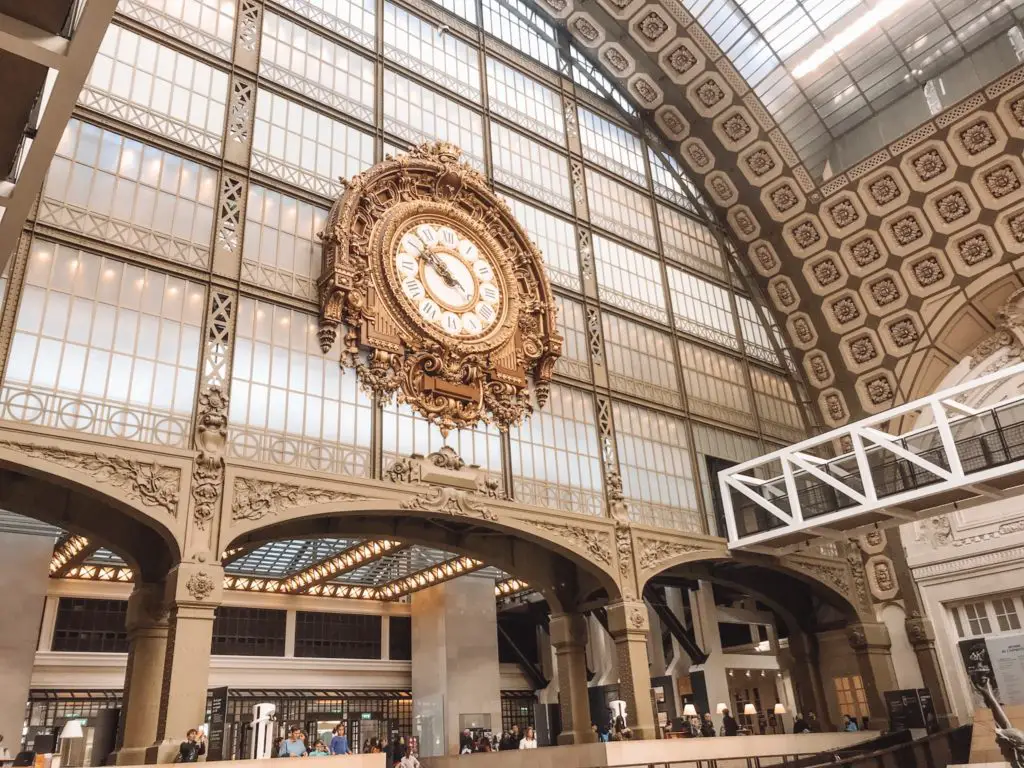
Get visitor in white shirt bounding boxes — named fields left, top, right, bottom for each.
left=518, top=727, right=538, bottom=749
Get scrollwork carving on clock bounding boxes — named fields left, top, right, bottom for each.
left=319, top=142, right=562, bottom=435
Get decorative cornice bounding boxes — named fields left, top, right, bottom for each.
left=912, top=545, right=1024, bottom=580
left=520, top=519, right=613, bottom=566
left=636, top=537, right=708, bottom=572
left=231, top=477, right=369, bottom=521
left=0, top=440, right=180, bottom=515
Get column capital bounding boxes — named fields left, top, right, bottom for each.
left=125, top=582, right=170, bottom=636
left=905, top=613, right=936, bottom=646
left=606, top=600, right=649, bottom=635
left=846, top=621, right=891, bottom=652
left=549, top=611, right=588, bottom=648
left=166, top=562, right=224, bottom=609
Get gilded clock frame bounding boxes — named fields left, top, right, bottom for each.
left=317, top=141, right=563, bottom=434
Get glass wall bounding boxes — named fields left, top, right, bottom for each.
left=3, top=0, right=810, bottom=536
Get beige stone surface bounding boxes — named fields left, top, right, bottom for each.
left=420, top=732, right=875, bottom=768
left=0, top=531, right=54, bottom=747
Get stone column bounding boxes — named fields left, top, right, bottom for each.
left=149, top=563, right=222, bottom=763
left=905, top=613, right=957, bottom=728
left=112, top=583, right=170, bottom=765
left=787, top=631, right=834, bottom=730
left=607, top=600, right=657, bottom=740
left=0, top=528, right=52, bottom=748
left=847, top=622, right=898, bottom=730
left=411, top=575, right=502, bottom=756
left=549, top=612, right=594, bottom=745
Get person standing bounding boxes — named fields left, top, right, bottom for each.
left=700, top=713, right=716, bottom=737
left=792, top=714, right=810, bottom=734
left=806, top=712, right=822, bottom=732
left=309, top=741, right=330, bottom=757
left=279, top=727, right=308, bottom=758
left=842, top=714, right=859, bottom=732
left=518, top=727, right=537, bottom=749
left=330, top=725, right=351, bottom=755
left=721, top=708, right=739, bottom=736
left=177, top=729, right=207, bottom=763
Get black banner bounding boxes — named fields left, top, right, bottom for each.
left=207, top=686, right=230, bottom=761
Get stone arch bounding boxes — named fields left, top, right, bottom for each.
left=220, top=472, right=622, bottom=612
left=529, top=0, right=1024, bottom=425
left=0, top=433, right=184, bottom=581
left=639, top=547, right=871, bottom=625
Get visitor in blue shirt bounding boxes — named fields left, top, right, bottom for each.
left=330, top=724, right=352, bottom=755
left=279, top=727, right=308, bottom=757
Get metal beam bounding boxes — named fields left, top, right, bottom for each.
left=50, top=535, right=96, bottom=577
left=722, top=360, right=1024, bottom=550
left=282, top=540, right=404, bottom=593
left=374, top=556, right=484, bottom=600
left=644, top=585, right=709, bottom=665
left=497, top=620, right=548, bottom=690
left=0, top=12, right=70, bottom=70
left=0, top=0, right=118, bottom=264
left=495, top=577, right=530, bottom=597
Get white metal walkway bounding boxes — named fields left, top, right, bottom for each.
left=720, top=362, right=1024, bottom=551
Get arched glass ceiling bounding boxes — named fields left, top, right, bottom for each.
left=681, top=0, right=1024, bottom=178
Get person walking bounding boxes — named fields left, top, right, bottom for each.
left=330, top=725, right=351, bottom=755
left=721, top=708, right=739, bottom=736
left=518, top=727, right=538, bottom=749
left=177, top=729, right=207, bottom=763
left=279, top=727, right=308, bottom=758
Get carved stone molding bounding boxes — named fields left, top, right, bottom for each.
left=192, top=386, right=228, bottom=530
left=520, top=519, right=613, bottom=566
left=790, top=558, right=852, bottom=599
left=866, top=554, right=900, bottom=600
left=636, top=537, right=707, bottom=572
left=905, top=613, right=935, bottom=645
left=231, top=477, right=369, bottom=522
left=400, top=486, right=498, bottom=521
left=0, top=440, right=180, bottom=515
left=185, top=571, right=215, bottom=601
left=615, top=524, right=638, bottom=599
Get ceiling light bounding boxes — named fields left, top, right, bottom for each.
left=792, top=0, right=914, bottom=78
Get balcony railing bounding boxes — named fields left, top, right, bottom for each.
left=720, top=362, right=1024, bottom=551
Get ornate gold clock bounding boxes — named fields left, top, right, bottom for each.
left=318, top=142, right=562, bottom=434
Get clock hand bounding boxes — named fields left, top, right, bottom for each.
left=424, top=249, right=472, bottom=302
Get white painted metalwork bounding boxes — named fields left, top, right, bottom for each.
left=720, top=362, right=1024, bottom=551
left=0, top=0, right=118, bottom=272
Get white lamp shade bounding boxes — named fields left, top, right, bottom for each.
left=60, top=721, right=84, bottom=740
left=682, top=704, right=698, bottom=717
left=743, top=704, right=757, bottom=716
left=774, top=703, right=786, bottom=714
left=716, top=703, right=728, bottom=714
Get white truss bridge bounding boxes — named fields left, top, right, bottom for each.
left=720, top=362, right=1024, bottom=552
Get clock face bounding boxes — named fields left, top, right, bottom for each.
left=393, top=222, right=504, bottom=338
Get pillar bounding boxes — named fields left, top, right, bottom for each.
left=586, top=613, right=616, bottom=686
left=787, top=631, right=834, bottom=730
left=690, top=581, right=730, bottom=729
left=905, top=614, right=957, bottom=729
left=112, top=583, right=170, bottom=765
left=549, top=612, right=594, bottom=745
left=148, top=563, right=222, bottom=763
left=607, top=601, right=656, bottom=740
left=0, top=527, right=52, bottom=749
left=411, top=575, right=501, bottom=756
left=847, top=622, right=899, bottom=730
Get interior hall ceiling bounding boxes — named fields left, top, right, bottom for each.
left=530, top=0, right=1024, bottom=425
left=678, top=0, right=1024, bottom=179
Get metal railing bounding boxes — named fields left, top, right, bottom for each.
left=720, top=362, right=1024, bottom=550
